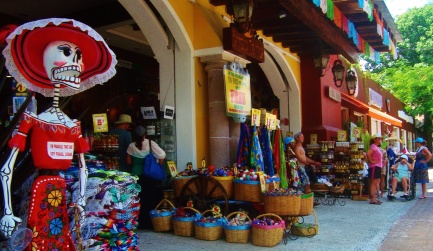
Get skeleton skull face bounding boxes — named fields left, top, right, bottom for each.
left=43, top=41, right=83, bottom=89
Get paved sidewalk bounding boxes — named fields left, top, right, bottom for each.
left=379, top=169, right=433, bottom=251
left=136, top=169, right=433, bottom=251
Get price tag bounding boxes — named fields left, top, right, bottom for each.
left=257, top=171, right=266, bottom=193
left=251, top=108, right=261, bottom=126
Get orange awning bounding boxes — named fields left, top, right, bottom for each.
left=368, top=108, right=402, bottom=127
left=341, top=93, right=369, bottom=113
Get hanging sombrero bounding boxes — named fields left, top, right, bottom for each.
left=1, top=18, right=117, bottom=97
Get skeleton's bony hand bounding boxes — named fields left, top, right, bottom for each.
left=0, top=215, right=22, bottom=238
left=76, top=204, right=86, bottom=227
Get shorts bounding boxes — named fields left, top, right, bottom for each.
left=394, top=175, right=409, bottom=182
left=368, top=167, right=381, bottom=179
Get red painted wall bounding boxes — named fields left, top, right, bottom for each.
left=300, top=55, right=342, bottom=142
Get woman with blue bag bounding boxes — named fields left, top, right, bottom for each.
left=413, top=138, right=432, bottom=199
left=126, top=125, right=166, bottom=228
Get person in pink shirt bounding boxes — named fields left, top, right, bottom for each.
left=367, top=134, right=384, bottom=205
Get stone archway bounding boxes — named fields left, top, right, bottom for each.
left=118, top=0, right=196, bottom=169
left=260, top=44, right=302, bottom=134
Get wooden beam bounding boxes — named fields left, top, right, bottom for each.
left=279, top=0, right=359, bottom=63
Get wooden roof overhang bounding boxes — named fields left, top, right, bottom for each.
left=210, top=0, right=400, bottom=63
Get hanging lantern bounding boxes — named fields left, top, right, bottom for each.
left=313, top=52, right=330, bottom=77
left=346, top=69, right=357, bottom=95
left=332, top=60, right=345, bottom=87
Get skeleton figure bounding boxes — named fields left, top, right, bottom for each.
left=0, top=19, right=116, bottom=250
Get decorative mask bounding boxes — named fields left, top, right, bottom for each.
left=43, top=40, right=83, bottom=89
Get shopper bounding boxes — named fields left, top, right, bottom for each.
left=126, top=125, right=166, bottom=229
left=379, top=147, right=388, bottom=198
left=413, top=138, right=432, bottom=199
left=387, top=142, right=397, bottom=166
left=367, top=134, right=383, bottom=205
left=389, top=154, right=413, bottom=199
left=110, top=114, right=133, bottom=172
left=293, top=132, right=322, bottom=193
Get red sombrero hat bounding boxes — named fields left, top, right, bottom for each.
left=2, top=18, right=117, bottom=97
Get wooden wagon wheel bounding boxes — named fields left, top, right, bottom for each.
left=178, top=175, right=229, bottom=215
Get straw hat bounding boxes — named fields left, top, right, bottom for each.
left=114, top=114, right=132, bottom=124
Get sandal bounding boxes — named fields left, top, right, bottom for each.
left=419, top=196, right=426, bottom=199
left=369, top=201, right=382, bottom=205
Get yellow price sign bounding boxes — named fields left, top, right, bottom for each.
left=257, top=171, right=266, bottom=193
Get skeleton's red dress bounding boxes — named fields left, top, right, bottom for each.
left=9, top=113, right=89, bottom=251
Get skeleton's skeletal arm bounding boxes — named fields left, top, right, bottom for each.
left=0, top=147, right=22, bottom=238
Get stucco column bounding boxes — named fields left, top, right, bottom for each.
left=204, top=60, right=230, bottom=167
left=200, top=52, right=249, bottom=168
left=229, top=119, right=240, bottom=166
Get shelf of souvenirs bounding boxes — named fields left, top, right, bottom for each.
left=334, top=142, right=350, bottom=156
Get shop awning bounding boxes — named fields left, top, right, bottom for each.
left=368, top=107, right=402, bottom=127
left=341, top=93, right=369, bottom=113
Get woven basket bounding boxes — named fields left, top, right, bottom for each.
left=223, top=211, right=252, bottom=244
left=299, top=192, right=314, bottom=216
left=173, top=176, right=197, bottom=197
left=208, top=176, right=234, bottom=199
left=234, top=179, right=261, bottom=202
left=172, top=207, right=200, bottom=237
left=149, top=199, right=175, bottom=232
left=290, top=209, right=319, bottom=237
left=252, top=213, right=285, bottom=247
left=263, top=194, right=301, bottom=216
left=194, top=210, right=223, bottom=241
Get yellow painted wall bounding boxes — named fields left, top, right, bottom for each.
left=167, top=0, right=302, bottom=166
left=194, top=57, right=210, bottom=166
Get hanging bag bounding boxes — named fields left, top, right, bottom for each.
left=143, top=140, right=165, bottom=180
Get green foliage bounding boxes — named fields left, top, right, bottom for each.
left=365, top=4, right=433, bottom=137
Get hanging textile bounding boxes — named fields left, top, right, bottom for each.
left=365, top=41, right=370, bottom=57
left=369, top=46, right=375, bottom=61
left=391, top=40, right=398, bottom=59
left=260, top=125, right=274, bottom=176
left=237, top=123, right=251, bottom=167
left=334, top=6, right=342, bottom=29
left=250, top=126, right=264, bottom=171
left=313, top=0, right=320, bottom=7
left=383, top=29, right=390, bottom=46
left=320, top=0, right=327, bottom=14
left=342, top=14, right=349, bottom=35
left=326, top=0, right=334, bottom=20
left=358, top=34, right=364, bottom=52
left=278, top=130, right=288, bottom=189
left=273, top=128, right=281, bottom=175
left=374, top=51, right=381, bottom=64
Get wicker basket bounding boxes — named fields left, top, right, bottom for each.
left=299, top=192, right=314, bottom=216
left=234, top=179, right=261, bottom=202
left=290, top=209, right=319, bottom=237
left=194, top=210, right=223, bottom=241
left=263, top=194, right=301, bottom=216
left=173, top=176, right=197, bottom=197
left=208, top=176, right=234, bottom=199
left=149, top=199, right=175, bottom=232
left=172, top=207, right=200, bottom=237
left=252, top=213, right=285, bottom=247
left=223, top=211, right=252, bottom=244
